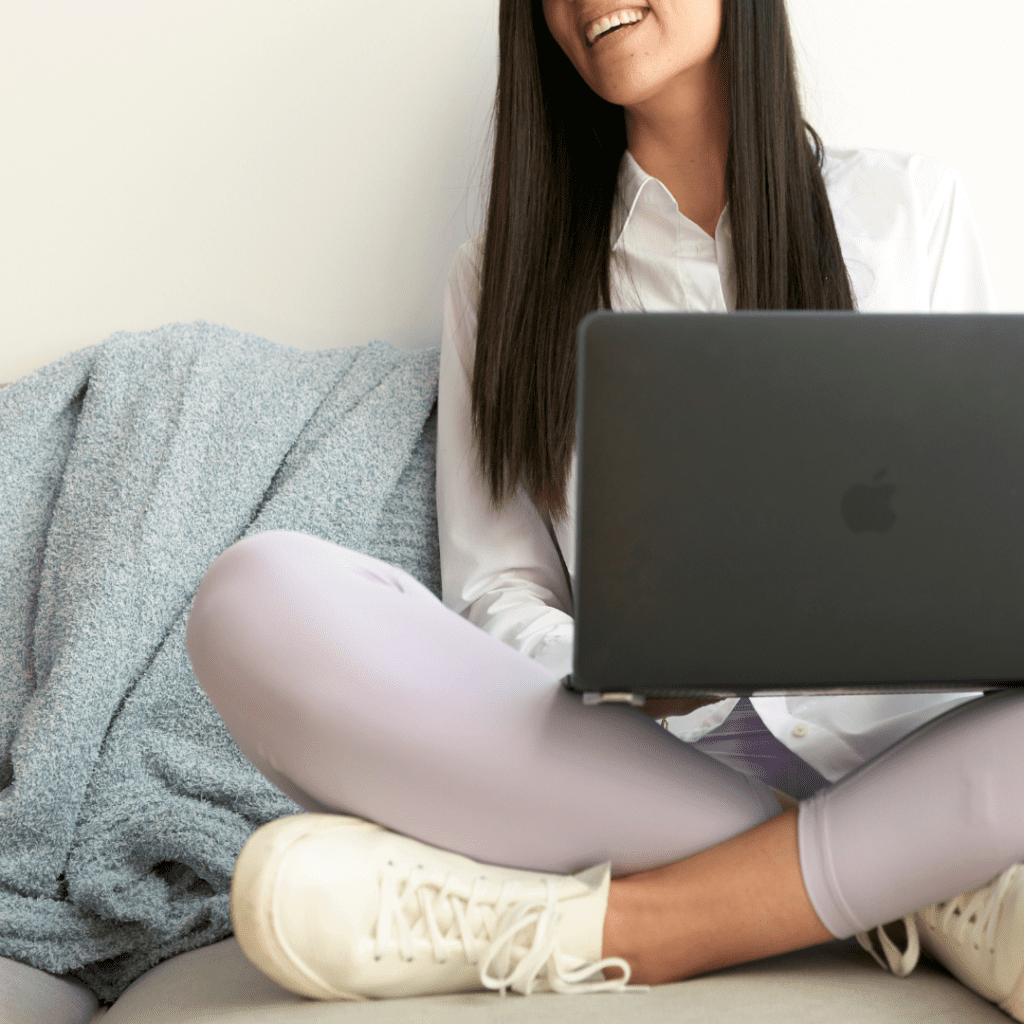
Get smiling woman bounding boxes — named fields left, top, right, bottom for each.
left=180, top=0, right=1021, bottom=1013
left=475, top=0, right=856, bottom=521
left=0, top=0, right=1017, bottom=1020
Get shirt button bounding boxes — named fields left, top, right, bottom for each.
left=792, top=723, right=809, bottom=738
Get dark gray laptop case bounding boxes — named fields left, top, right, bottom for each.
left=568, top=311, right=1024, bottom=701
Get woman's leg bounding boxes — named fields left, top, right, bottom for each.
left=602, top=804, right=827, bottom=984
left=798, top=687, right=1024, bottom=939
left=604, top=684, right=1024, bottom=982
left=186, top=531, right=1024, bottom=985
left=185, top=530, right=783, bottom=879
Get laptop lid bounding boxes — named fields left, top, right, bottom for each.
left=570, top=311, right=1024, bottom=699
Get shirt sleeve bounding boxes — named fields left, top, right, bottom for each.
left=436, top=235, right=575, bottom=680
left=927, top=166, right=999, bottom=313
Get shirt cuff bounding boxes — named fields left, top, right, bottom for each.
left=529, top=633, right=574, bottom=681
left=662, top=698, right=740, bottom=742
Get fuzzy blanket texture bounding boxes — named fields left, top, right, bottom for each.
left=0, top=321, right=441, bottom=1003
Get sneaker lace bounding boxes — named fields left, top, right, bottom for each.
left=855, top=915, right=921, bottom=977
left=375, top=861, right=649, bottom=997
left=920, top=865, right=1018, bottom=954
left=855, top=865, right=1019, bottom=978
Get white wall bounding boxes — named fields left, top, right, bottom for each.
left=0, top=0, right=499, bottom=383
left=1, top=0, right=1021, bottom=383
left=789, top=0, right=1022, bottom=312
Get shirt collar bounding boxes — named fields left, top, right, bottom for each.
left=611, top=148, right=731, bottom=250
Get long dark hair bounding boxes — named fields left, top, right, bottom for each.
left=472, top=0, right=858, bottom=520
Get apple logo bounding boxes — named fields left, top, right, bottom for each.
left=841, top=469, right=897, bottom=533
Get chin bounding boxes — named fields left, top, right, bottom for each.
left=586, top=63, right=662, bottom=109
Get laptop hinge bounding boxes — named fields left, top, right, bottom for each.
left=582, top=692, right=647, bottom=706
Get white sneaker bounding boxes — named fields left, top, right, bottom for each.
left=230, top=813, right=649, bottom=1000
left=856, top=864, right=1024, bottom=1022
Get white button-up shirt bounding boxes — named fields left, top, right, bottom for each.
left=436, top=145, right=999, bottom=784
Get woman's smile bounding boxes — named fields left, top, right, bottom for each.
left=585, top=7, right=649, bottom=47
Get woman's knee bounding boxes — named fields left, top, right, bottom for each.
left=185, top=531, right=312, bottom=692
left=189, top=530, right=346, bottom=634
left=187, top=533, right=259, bottom=652
left=191, top=530, right=431, bottom=616
left=185, top=531, right=428, bottom=706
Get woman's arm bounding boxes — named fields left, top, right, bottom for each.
left=437, top=242, right=737, bottom=717
left=436, top=236, right=575, bottom=677
left=925, top=163, right=999, bottom=313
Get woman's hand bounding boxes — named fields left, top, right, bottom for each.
left=639, top=697, right=724, bottom=719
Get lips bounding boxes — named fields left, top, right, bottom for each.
left=584, top=7, right=648, bottom=48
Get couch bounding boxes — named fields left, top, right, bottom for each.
left=0, top=374, right=1010, bottom=1024
left=1, top=928, right=1011, bottom=1022
left=80, top=933, right=1017, bottom=1024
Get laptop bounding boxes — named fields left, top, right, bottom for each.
left=565, top=311, right=1024, bottom=704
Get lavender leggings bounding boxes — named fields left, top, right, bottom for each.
left=185, top=530, right=1024, bottom=940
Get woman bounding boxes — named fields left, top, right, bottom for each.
left=185, top=0, right=1024, bottom=1013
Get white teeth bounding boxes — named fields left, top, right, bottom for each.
left=587, top=8, right=646, bottom=45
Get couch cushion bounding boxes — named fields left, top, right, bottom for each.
left=0, top=955, right=98, bottom=1024
left=95, top=935, right=1008, bottom=1024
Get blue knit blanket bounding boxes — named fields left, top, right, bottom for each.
left=0, top=322, right=441, bottom=1003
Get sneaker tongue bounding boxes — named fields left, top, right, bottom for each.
left=573, top=861, right=612, bottom=892
left=555, top=862, right=611, bottom=965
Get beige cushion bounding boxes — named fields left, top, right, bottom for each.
left=90, top=935, right=1007, bottom=1024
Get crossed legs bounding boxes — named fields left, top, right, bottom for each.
left=186, top=531, right=1024, bottom=985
